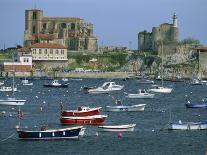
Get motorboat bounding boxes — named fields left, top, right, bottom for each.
left=105, top=103, right=146, bottom=112
left=17, top=126, right=83, bottom=140
left=22, top=79, right=33, bottom=86
left=0, top=86, right=17, bottom=92
left=0, top=98, right=26, bottom=106
left=61, top=106, right=102, bottom=117
left=62, top=78, right=69, bottom=82
left=190, top=78, right=203, bottom=85
left=43, top=80, right=68, bottom=88
left=87, top=82, right=124, bottom=94
left=126, top=89, right=154, bottom=99
left=169, top=120, right=207, bottom=130
left=149, top=85, right=172, bottom=93
left=136, top=79, right=154, bottom=84
left=98, top=124, right=136, bottom=132
left=60, top=115, right=107, bottom=125
left=185, top=102, right=207, bottom=108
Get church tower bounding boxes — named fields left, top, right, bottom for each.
left=24, top=9, right=43, bottom=46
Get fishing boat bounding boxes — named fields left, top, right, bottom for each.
left=105, top=104, right=146, bottom=112
left=87, top=82, right=124, bottom=94
left=0, top=86, right=17, bottom=92
left=169, top=120, right=207, bottom=130
left=98, top=124, right=136, bottom=132
left=22, top=79, right=33, bottom=86
left=61, top=106, right=102, bottom=117
left=126, top=89, right=154, bottom=99
left=17, top=126, right=84, bottom=140
left=43, top=80, right=68, bottom=88
left=136, top=79, right=154, bottom=84
left=60, top=115, right=107, bottom=125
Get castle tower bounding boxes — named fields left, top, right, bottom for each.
left=24, top=9, right=43, bottom=46
left=172, top=12, right=178, bottom=28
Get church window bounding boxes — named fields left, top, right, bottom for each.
left=33, top=12, right=37, bottom=20
left=32, top=26, right=36, bottom=34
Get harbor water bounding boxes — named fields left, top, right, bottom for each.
left=0, top=78, right=207, bottom=155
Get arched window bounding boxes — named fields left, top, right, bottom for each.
left=33, top=12, right=37, bottom=20
left=71, top=23, right=75, bottom=30
left=61, top=23, right=67, bottom=29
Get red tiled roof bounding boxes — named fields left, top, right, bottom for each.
left=30, top=43, right=67, bottom=49
left=18, top=47, right=31, bottom=52
left=34, top=33, right=54, bottom=40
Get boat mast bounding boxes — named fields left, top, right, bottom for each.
left=161, top=40, right=164, bottom=87
left=12, top=52, right=15, bottom=96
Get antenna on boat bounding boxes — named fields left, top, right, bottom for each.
left=161, top=40, right=164, bottom=87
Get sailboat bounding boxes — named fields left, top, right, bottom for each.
left=0, top=54, right=26, bottom=106
left=149, top=41, right=173, bottom=93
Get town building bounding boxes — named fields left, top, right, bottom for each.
left=197, top=47, right=207, bottom=77
left=138, top=13, right=179, bottom=53
left=3, top=47, right=32, bottom=72
left=24, top=9, right=98, bottom=52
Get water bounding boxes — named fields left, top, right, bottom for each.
left=0, top=78, right=207, bottom=155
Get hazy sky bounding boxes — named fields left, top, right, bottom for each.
left=0, top=0, right=206, bottom=49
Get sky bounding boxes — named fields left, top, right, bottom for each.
left=0, top=0, right=207, bottom=49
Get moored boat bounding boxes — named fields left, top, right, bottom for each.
left=149, top=85, right=172, bottom=93
left=98, top=124, right=136, bottom=132
left=87, top=82, right=124, bottom=94
left=43, top=80, right=68, bottom=88
left=60, top=115, right=107, bottom=125
left=0, top=98, right=26, bottom=106
left=169, top=121, right=207, bottom=130
left=17, top=126, right=83, bottom=140
left=126, top=89, right=154, bottom=99
left=61, top=106, right=102, bottom=117
left=105, top=104, right=146, bottom=112
left=185, top=103, right=207, bottom=108
left=0, top=86, right=17, bottom=92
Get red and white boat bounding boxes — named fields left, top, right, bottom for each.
left=61, top=106, right=102, bottom=117
left=60, top=115, right=107, bottom=125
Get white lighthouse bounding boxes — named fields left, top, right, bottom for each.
left=173, top=12, right=178, bottom=28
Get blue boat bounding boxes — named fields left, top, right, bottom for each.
left=17, top=126, right=83, bottom=140
left=185, top=103, right=207, bottom=108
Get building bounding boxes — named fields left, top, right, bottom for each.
left=30, top=43, right=68, bottom=70
left=138, top=13, right=179, bottom=52
left=24, top=9, right=98, bottom=52
left=3, top=48, right=32, bottom=72
left=197, top=47, right=207, bottom=77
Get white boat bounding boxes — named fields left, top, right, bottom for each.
left=106, top=104, right=146, bottom=112
left=136, top=79, right=154, bottom=84
left=0, top=81, right=4, bottom=86
left=22, top=79, right=33, bottom=86
left=0, top=98, right=26, bottom=106
left=87, top=82, right=124, bottom=94
left=0, top=86, right=17, bottom=92
left=126, top=89, right=154, bottom=99
left=62, top=78, right=69, bottom=82
left=169, top=120, right=207, bottom=130
left=149, top=86, right=172, bottom=93
left=98, top=124, right=136, bottom=132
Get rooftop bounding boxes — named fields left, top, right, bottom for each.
left=30, top=43, right=67, bottom=49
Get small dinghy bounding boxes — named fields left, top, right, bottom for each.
left=169, top=120, right=207, bottom=130
left=98, top=124, right=136, bottom=132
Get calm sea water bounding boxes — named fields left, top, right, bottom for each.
left=0, top=78, right=207, bottom=155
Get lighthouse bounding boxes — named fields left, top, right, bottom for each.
left=173, top=12, right=178, bottom=28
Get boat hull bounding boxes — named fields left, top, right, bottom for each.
left=98, top=124, right=136, bottom=132
left=60, top=115, right=107, bottom=125
left=105, top=104, right=146, bottom=112
left=149, top=87, right=172, bottom=93
left=185, top=104, right=207, bottom=108
left=0, top=99, right=26, bottom=106
left=126, top=94, right=154, bottom=99
left=169, top=123, right=207, bottom=130
left=17, top=126, right=82, bottom=140
left=43, top=84, right=68, bottom=88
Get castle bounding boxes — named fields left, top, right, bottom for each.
left=24, top=9, right=98, bottom=51
left=138, top=13, right=179, bottom=52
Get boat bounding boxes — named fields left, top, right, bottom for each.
left=149, top=41, right=173, bottom=93
left=0, top=86, right=17, bottom=92
left=105, top=104, right=146, bottom=112
left=87, top=82, right=124, bottom=94
left=62, top=78, right=69, bottom=82
left=61, top=106, right=102, bottom=117
left=22, top=79, right=33, bottom=86
left=136, top=79, right=154, bottom=84
left=0, top=98, right=26, bottom=106
left=98, top=124, right=136, bottom=132
left=149, top=85, right=173, bottom=93
left=171, top=74, right=184, bottom=82
left=17, top=126, right=84, bottom=140
left=0, top=81, right=4, bottom=86
left=190, top=78, right=203, bottom=85
left=126, top=89, right=154, bottom=99
left=43, top=80, right=68, bottom=88
left=169, top=120, right=207, bottom=130
left=60, top=115, right=107, bottom=125
left=0, top=68, right=25, bottom=106
left=185, top=102, right=207, bottom=108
